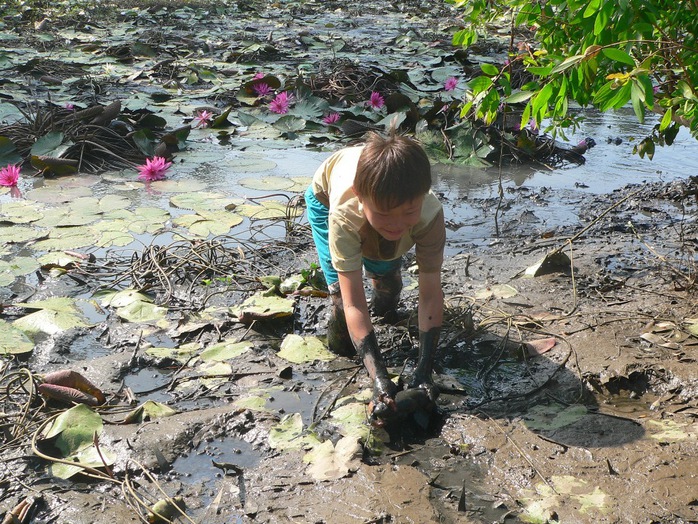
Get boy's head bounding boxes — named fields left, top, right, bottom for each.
left=353, top=130, right=431, bottom=241
left=353, top=130, right=431, bottom=211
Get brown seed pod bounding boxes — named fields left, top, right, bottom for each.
left=38, top=383, right=101, bottom=406
left=41, top=370, right=106, bottom=404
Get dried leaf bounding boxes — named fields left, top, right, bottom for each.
left=524, top=337, right=557, bottom=356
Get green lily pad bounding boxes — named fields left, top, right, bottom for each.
left=0, top=256, right=41, bottom=286
left=227, top=155, right=277, bottom=173
left=200, top=340, right=253, bottom=362
left=278, top=334, right=335, bottom=364
left=268, top=412, right=318, bottom=451
left=40, top=404, right=113, bottom=479
left=116, top=300, right=168, bottom=324
left=238, top=175, right=294, bottom=191
left=235, top=200, right=303, bottom=220
left=172, top=210, right=244, bottom=236
left=0, top=200, right=44, bottom=223
left=0, top=319, right=34, bottom=355
left=25, top=185, right=93, bottom=203
left=13, top=297, right=92, bottom=337
left=30, top=226, right=97, bottom=252
left=0, top=225, right=47, bottom=245
left=230, top=292, right=295, bottom=323
left=170, top=191, right=238, bottom=212
left=149, top=179, right=207, bottom=193
left=123, top=400, right=177, bottom=424
left=145, top=342, right=201, bottom=364
left=96, top=288, right=154, bottom=308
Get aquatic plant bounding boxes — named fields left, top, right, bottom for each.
left=270, top=92, right=293, bottom=114
left=0, top=164, right=20, bottom=187
left=136, top=156, right=172, bottom=182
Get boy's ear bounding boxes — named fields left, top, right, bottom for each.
left=351, top=186, right=362, bottom=202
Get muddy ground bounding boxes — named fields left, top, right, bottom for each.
left=2, top=177, right=697, bottom=524
left=1, top=1, right=698, bottom=523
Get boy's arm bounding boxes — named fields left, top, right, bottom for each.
left=410, top=269, right=443, bottom=397
left=338, top=270, right=398, bottom=413
left=418, top=270, right=443, bottom=332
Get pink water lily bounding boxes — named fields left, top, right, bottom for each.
left=444, top=77, right=459, bottom=91
left=193, top=110, right=214, bottom=128
left=0, top=164, right=20, bottom=187
left=253, top=72, right=265, bottom=80
left=269, top=92, right=293, bottom=114
left=322, top=112, right=340, bottom=125
left=137, top=156, right=172, bottom=182
left=253, top=82, right=272, bottom=97
left=368, top=91, right=384, bottom=110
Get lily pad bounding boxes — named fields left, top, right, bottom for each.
left=145, top=342, right=201, bottom=364
left=170, top=191, right=238, bottom=212
left=172, top=210, right=244, bottom=236
left=13, top=297, right=92, bottom=337
left=123, top=400, right=177, bottom=423
left=227, top=155, right=277, bottom=173
left=268, top=412, right=320, bottom=451
left=235, top=200, right=303, bottom=220
left=0, top=225, right=47, bottom=245
left=39, top=403, right=114, bottom=479
left=0, top=319, right=34, bottom=356
left=278, top=334, right=335, bottom=364
left=303, top=435, right=362, bottom=481
left=238, top=175, right=294, bottom=191
left=0, top=256, right=41, bottom=286
left=230, top=292, right=295, bottom=323
left=200, top=340, right=253, bottom=362
left=149, top=179, right=207, bottom=193
left=0, top=200, right=44, bottom=223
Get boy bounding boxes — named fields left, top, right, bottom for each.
left=304, top=129, right=446, bottom=424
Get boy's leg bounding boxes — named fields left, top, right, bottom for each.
left=304, top=187, right=354, bottom=356
left=364, top=258, right=403, bottom=320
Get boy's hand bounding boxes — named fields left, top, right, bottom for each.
left=368, top=376, right=398, bottom=426
left=408, top=327, right=440, bottom=401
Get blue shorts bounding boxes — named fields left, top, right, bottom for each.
left=304, top=186, right=401, bottom=286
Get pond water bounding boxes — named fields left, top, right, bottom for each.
left=2, top=106, right=697, bottom=280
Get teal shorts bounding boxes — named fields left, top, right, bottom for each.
left=304, top=186, right=401, bottom=286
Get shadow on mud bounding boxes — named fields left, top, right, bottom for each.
left=432, top=328, right=646, bottom=448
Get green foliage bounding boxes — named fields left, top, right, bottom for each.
left=449, top=0, right=698, bottom=151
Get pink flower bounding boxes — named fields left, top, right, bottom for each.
left=368, top=91, right=384, bottom=110
left=253, top=72, right=265, bottom=80
left=137, top=156, right=172, bottom=182
left=322, top=112, right=340, bottom=125
left=253, top=82, right=272, bottom=97
left=269, top=92, right=293, bottom=114
left=65, top=102, right=75, bottom=110
left=0, top=164, right=20, bottom=187
left=193, top=110, right=214, bottom=128
left=444, top=77, right=459, bottom=91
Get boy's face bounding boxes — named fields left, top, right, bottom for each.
left=358, top=195, right=424, bottom=241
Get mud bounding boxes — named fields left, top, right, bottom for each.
left=1, top=1, right=698, bottom=523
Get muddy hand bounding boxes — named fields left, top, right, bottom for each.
left=368, top=376, right=398, bottom=426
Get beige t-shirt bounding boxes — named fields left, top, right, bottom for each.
left=311, top=145, right=445, bottom=274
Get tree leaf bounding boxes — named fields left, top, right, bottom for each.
left=601, top=48, right=635, bottom=66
